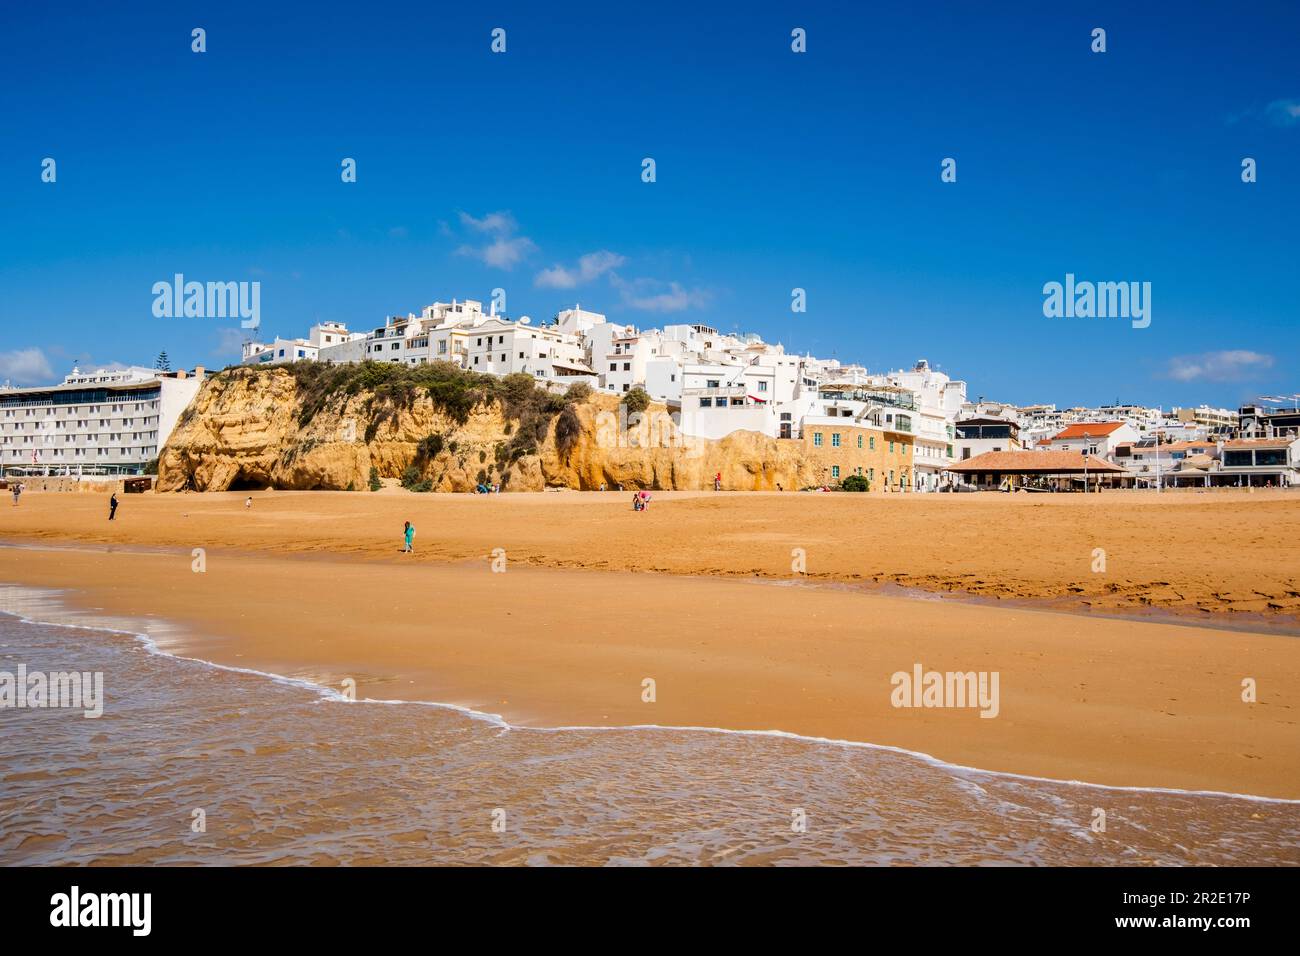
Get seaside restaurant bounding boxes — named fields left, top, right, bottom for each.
left=945, top=450, right=1127, bottom=491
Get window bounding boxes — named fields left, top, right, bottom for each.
left=889, top=441, right=894, bottom=453
left=857, top=435, right=863, bottom=448
left=623, top=363, right=630, bottom=371
left=869, top=437, right=875, bottom=450
left=500, top=354, right=506, bottom=362
left=832, top=466, right=840, bottom=479
left=758, top=381, right=768, bottom=392
left=707, top=380, right=720, bottom=388
left=610, top=364, right=617, bottom=371
left=1257, top=449, right=1288, bottom=467
left=813, top=432, right=823, bottom=447
left=519, top=352, right=525, bottom=359
left=699, top=397, right=713, bottom=408
left=831, top=433, right=841, bottom=447
left=497, top=336, right=504, bottom=344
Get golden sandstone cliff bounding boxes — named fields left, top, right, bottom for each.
left=157, top=364, right=820, bottom=492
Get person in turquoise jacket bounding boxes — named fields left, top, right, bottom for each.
left=403, top=521, right=415, bottom=553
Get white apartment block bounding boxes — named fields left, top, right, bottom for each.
left=869, top=360, right=966, bottom=491
left=246, top=300, right=597, bottom=386
left=0, top=366, right=204, bottom=477
left=1174, top=404, right=1238, bottom=434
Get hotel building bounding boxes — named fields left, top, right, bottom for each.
left=0, top=366, right=205, bottom=477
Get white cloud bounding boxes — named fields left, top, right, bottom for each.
left=1265, top=98, right=1300, bottom=127
left=453, top=210, right=536, bottom=270
left=534, top=250, right=626, bottom=289
left=1165, top=350, right=1274, bottom=382
left=458, top=210, right=518, bottom=235
left=459, top=235, right=537, bottom=269
left=0, top=348, right=54, bottom=385
left=611, top=275, right=712, bottom=313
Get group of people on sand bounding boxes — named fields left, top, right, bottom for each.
left=632, top=490, right=652, bottom=511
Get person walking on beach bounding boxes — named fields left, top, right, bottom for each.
left=402, top=520, right=415, bottom=553
left=245, top=496, right=253, bottom=509
left=714, top=472, right=722, bottom=491
left=10, top=482, right=20, bottom=506
left=108, top=492, right=119, bottom=521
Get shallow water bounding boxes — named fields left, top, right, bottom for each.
left=0, top=585, right=1296, bottom=866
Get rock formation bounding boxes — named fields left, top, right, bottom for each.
left=157, top=366, right=823, bottom=492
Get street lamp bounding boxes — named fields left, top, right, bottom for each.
left=1082, top=432, right=1090, bottom=494
left=1155, top=409, right=1162, bottom=493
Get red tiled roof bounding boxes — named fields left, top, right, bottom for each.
left=1052, top=422, right=1128, bottom=440
left=947, top=450, right=1127, bottom=474
left=1222, top=438, right=1296, bottom=449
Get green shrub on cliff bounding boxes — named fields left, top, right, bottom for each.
left=221, top=361, right=601, bottom=485
left=227, top=360, right=585, bottom=440
left=622, top=387, right=651, bottom=414
left=417, top=433, right=444, bottom=459
left=555, top=405, right=582, bottom=461
left=564, top=381, right=592, bottom=402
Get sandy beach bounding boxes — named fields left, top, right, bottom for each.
left=2, top=488, right=1298, bottom=800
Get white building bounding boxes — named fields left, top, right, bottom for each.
left=245, top=300, right=597, bottom=387
left=870, top=360, right=966, bottom=491
left=0, top=366, right=205, bottom=477
left=239, top=294, right=977, bottom=491
left=1047, top=421, right=1141, bottom=458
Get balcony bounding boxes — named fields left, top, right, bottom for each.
left=685, top=386, right=746, bottom=399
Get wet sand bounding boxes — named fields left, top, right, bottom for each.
left=2, top=486, right=1299, bottom=798
left=6, top=602, right=1296, bottom=866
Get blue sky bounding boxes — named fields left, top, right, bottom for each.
left=1, top=0, right=1296, bottom=408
